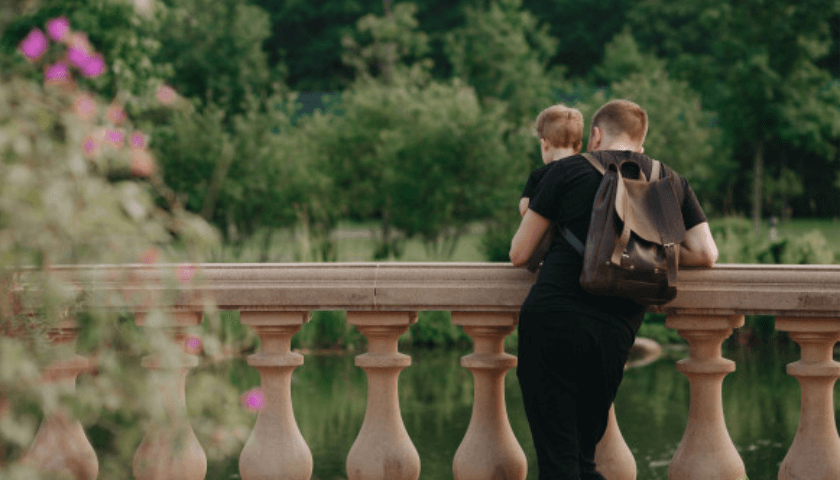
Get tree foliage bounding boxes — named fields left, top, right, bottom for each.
left=0, top=15, right=252, bottom=478
left=444, top=0, right=558, bottom=122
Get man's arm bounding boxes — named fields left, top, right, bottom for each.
left=510, top=209, right=551, bottom=267
left=680, top=222, right=718, bottom=267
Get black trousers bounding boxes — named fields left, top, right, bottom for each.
left=516, top=310, right=634, bottom=480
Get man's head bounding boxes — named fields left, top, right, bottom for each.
left=534, top=104, right=583, bottom=163
left=588, top=99, right=647, bottom=153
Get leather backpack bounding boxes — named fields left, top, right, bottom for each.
left=560, top=152, right=686, bottom=305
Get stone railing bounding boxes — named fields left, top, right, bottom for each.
left=4, top=263, right=840, bottom=480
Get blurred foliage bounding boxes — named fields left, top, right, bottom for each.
left=0, top=14, right=253, bottom=478
left=444, top=0, right=559, bottom=123
left=152, top=0, right=281, bottom=116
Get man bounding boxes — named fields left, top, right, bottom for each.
left=509, top=99, right=717, bottom=480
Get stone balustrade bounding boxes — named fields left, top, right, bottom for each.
left=3, top=262, right=840, bottom=480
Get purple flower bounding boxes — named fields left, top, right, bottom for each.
left=44, top=62, right=70, bottom=83
left=156, top=85, right=176, bottom=104
left=46, top=17, right=70, bottom=42
left=80, top=53, right=105, bottom=78
left=19, top=29, right=48, bottom=60
left=184, top=336, right=203, bottom=354
left=130, top=132, right=146, bottom=149
left=68, top=47, right=88, bottom=68
left=105, top=129, right=124, bottom=147
left=177, top=264, right=196, bottom=282
left=241, top=388, right=266, bottom=412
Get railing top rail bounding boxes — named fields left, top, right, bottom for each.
left=21, top=263, right=840, bottom=317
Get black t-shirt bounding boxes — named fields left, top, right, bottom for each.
left=521, top=163, right=552, bottom=199
left=520, top=150, right=707, bottom=337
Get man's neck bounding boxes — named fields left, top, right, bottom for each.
left=595, top=138, right=642, bottom=153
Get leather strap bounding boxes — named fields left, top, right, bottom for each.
left=651, top=159, right=661, bottom=181
left=560, top=225, right=585, bottom=256
left=581, top=152, right=606, bottom=175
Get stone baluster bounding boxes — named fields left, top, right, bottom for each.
left=21, top=319, right=98, bottom=480
left=595, top=404, right=636, bottom=480
left=346, top=311, right=420, bottom=480
left=133, top=310, right=206, bottom=480
left=775, top=317, right=840, bottom=480
left=451, top=312, right=526, bottom=480
left=666, top=314, right=746, bottom=480
left=239, top=311, right=312, bottom=480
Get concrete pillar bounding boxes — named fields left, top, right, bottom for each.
left=21, top=320, right=98, bottom=480
left=666, top=314, right=746, bottom=480
left=775, top=317, right=840, bottom=480
left=451, top=312, right=526, bottom=480
left=133, top=310, right=206, bottom=480
left=595, top=404, right=636, bottom=480
left=239, top=311, right=312, bottom=480
left=346, top=311, right=420, bottom=480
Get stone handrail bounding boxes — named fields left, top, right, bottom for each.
left=5, top=263, right=840, bottom=480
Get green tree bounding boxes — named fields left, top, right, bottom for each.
left=584, top=30, right=735, bottom=213
left=153, top=0, right=279, bottom=116
left=444, top=0, right=558, bottom=122
left=1, top=0, right=173, bottom=104
left=151, top=92, right=332, bottom=258
left=628, top=0, right=840, bottom=227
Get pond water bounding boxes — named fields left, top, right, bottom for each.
left=209, top=341, right=835, bottom=480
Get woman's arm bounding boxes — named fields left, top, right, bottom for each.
left=509, top=209, right=551, bottom=267
left=680, top=222, right=718, bottom=267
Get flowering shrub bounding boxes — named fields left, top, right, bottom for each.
left=1, top=16, right=250, bottom=480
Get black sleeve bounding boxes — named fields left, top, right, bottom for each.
left=680, top=177, right=707, bottom=230
left=521, top=170, right=539, bottom=198
left=527, top=165, right=563, bottom=221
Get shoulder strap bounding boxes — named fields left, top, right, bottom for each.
left=560, top=226, right=585, bottom=256
left=580, top=152, right=606, bottom=175
left=563, top=152, right=604, bottom=256
left=650, top=159, right=661, bottom=181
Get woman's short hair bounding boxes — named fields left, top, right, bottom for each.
left=534, top=104, right=584, bottom=152
left=591, top=99, right=648, bottom=144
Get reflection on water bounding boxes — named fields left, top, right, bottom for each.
left=206, top=342, right=836, bottom=480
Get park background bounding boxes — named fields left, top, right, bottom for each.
left=0, top=0, right=839, bottom=479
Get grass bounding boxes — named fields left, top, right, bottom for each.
left=209, top=220, right=489, bottom=263
left=210, top=217, right=840, bottom=264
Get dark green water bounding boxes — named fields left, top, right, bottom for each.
left=209, top=342, right=836, bottom=480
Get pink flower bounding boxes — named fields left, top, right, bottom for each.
left=46, top=17, right=70, bottom=42
left=44, top=62, right=70, bottom=83
left=184, top=336, right=203, bottom=354
left=107, top=104, right=127, bottom=125
left=67, top=47, right=88, bottom=68
left=73, top=93, right=97, bottom=121
left=80, top=53, right=105, bottom=78
left=156, top=85, right=176, bottom=105
left=105, top=129, right=124, bottom=147
left=66, top=32, right=91, bottom=52
left=140, top=247, right=160, bottom=264
left=177, top=264, right=196, bottom=283
left=68, top=48, right=105, bottom=78
left=19, top=29, right=48, bottom=60
left=130, top=150, right=155, bottom=177
left=130, top=132, right=147, bottom=149
left=241, top=388, right=266, bottom=412
left=81, top=135, right=100, bottom=158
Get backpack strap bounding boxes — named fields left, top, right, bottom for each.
left=581, top=152, right=606, bottom=175
left=650, top=159, right=661, bottom=181
left=562, top=152, right=606, bottom=256
left=560, top=225, right=585, bottom=256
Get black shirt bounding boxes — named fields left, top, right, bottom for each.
left=521, top=163, right=553, bottom=199
left=520, top=150, right=708, bottom=336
